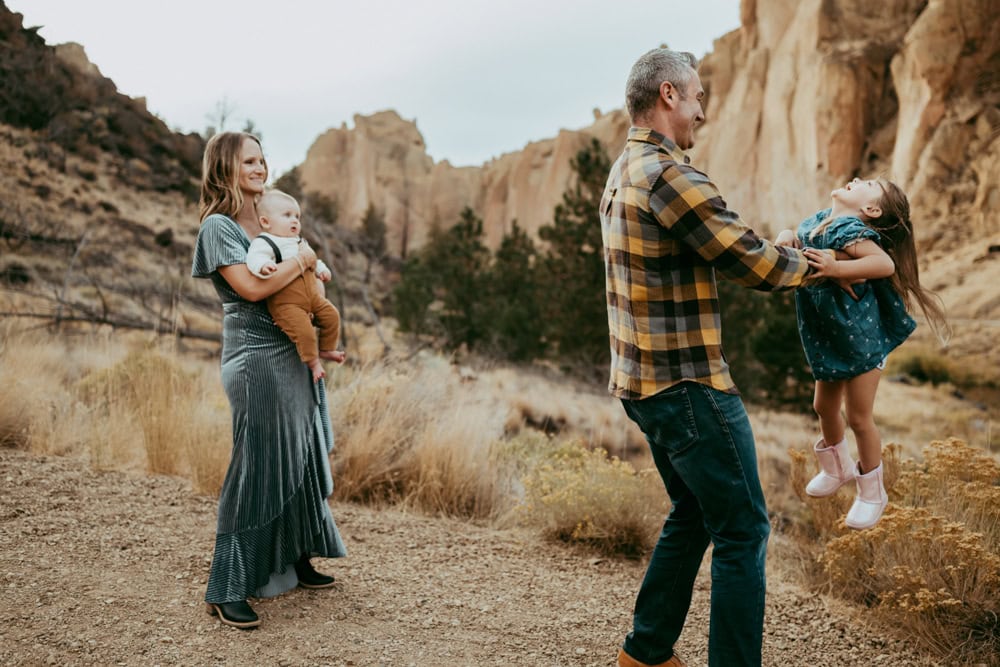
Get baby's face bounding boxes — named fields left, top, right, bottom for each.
left=260, top=198, right=302, bottom=237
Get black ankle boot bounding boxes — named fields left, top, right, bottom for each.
left=294, top=555, right=335, bottom=589
left=206, top=600, right=260, bottom=629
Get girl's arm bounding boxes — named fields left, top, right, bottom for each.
left=218, top=243, right=318, bottom=302
left=803, top=239, right=894, bottom=281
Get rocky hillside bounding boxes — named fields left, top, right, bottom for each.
left=0, top=5, right=204, bottom=195
left=696, top=0, right=999, bottom=249
left=0, top=5, right=220, bottom=337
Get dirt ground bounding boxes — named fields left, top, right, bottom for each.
left=0, top=449, right=935, bottom=667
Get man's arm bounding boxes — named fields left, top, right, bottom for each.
left=650, top=165, right=811, bottom=290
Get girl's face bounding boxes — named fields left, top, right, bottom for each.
left=832, top=178, right=883, bottom=218
left=238, top=138, right=267, bottom=196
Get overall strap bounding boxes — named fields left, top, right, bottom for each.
left=259, top=235, right=283, bottom=264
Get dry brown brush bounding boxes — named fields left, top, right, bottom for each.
left=791, top=438, right=1000, bottom=663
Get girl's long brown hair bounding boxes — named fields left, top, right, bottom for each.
left=199, top=132, right=267, bottom=222
left=872, top=180, right=950, bottom=344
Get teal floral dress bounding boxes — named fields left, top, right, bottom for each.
left=795, top=209, right=916, bottom=381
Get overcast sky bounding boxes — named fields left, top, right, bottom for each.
left=11, top=0, right=741, bottom=178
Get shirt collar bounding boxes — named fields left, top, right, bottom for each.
left=627, top=126, right=691, bottom=164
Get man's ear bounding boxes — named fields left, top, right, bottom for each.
left=862, top=203, right=882, bottom=219
left=660, top=80, right=677, bottom=109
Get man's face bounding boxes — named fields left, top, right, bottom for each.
left=669, top=74, right=706, bottom=151
left=259, top=198, right=302, bottom=237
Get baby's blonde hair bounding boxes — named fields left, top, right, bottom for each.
left=257, top=189, right=299, bottom=218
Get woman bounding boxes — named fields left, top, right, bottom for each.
left=191, top=132, right=347, bottom=629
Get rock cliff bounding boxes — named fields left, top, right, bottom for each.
left=299, top=109, right=628, bottom=255
left=695, top=0, right=1000, bottom=250
left=299, top=0, right=999, bottom=262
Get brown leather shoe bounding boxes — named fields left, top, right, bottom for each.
left=617, top=647, right=687, bottom=667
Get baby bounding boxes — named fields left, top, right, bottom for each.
left=247, top=189, right=344, bottom=381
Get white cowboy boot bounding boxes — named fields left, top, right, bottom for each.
left=805, top=438, right=856, bottom=497
left=845, top=462, right=888, bottom=529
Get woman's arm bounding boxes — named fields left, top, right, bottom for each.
left=218, top=243, right=318, bottom=302
left=219, top=260, right=304, bottom=302
left=803, top=239, right=894, bottom=281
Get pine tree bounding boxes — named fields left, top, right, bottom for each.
left=487, top=222, right=546, bottom=361
left=537, top=137, right=611, bottom=367
left=392, top=207, right=490, bottom=350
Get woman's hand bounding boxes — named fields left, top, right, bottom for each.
left=298, top=242, right=317, bottom=270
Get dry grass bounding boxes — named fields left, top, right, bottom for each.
left=0, top=326, right=231, bottom=495
left=507, top=434, right=667, bottom=557
left=327, top=357, right=510, bottom=519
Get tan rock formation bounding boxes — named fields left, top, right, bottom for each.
left=299, top=109, right=627, bottom=254
left=53, top=42, right=104, bottom=78
left=299, top=0, right=998, bottom=271
left=695, top=0, right=1000, bottom=253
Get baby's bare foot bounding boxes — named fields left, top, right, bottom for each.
left=319, top=350, right=346, bottom=364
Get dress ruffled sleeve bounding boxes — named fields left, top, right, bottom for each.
left=191, top=214, right=250, bottom=279
left=828, top=217, right=880, bottom=251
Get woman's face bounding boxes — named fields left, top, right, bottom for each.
left=238, top=138, right=267, bottom=196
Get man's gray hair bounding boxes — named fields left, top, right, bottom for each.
left=625, top=49, right=699, bottom=121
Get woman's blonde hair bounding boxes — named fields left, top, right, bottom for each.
left=199, top=132, right=267, bottom=222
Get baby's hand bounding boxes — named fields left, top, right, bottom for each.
left=317, top=267, right=332, bottom=282
left=260, top=262, right=278, bottom=276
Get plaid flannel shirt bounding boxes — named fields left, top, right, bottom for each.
left=600, top=127, right=812, bottom=399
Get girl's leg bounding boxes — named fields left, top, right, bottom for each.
left=844, top=368, right=883, bottom=473
left=813, top=380, right=846, bottom=445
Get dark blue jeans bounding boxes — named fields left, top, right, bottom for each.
left=621, top=382, right=769, bottom=667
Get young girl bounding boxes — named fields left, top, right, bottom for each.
left=776, top=177, right=948, bottom=529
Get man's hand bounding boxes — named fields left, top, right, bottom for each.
left=833, top=277, right=862, bottom=301
left=803, top=248, right=864, bottom=300
left=803, top=247, right=840, bottom=278
left=775, top=229, right=800, bottom=248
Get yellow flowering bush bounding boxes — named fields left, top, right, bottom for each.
left=796, top=438, right=1000, bottom=663
left=513, top=438, right=667, bottom=557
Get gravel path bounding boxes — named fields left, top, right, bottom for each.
left=0, top=450, right=934, bottom=666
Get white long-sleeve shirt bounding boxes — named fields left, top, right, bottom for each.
left=246, top=233, right=331, bottom=279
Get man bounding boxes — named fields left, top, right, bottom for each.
left=600, top=48, right=815, bottom=667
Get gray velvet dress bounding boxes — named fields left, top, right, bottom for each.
left=192, top=213, right=346, bottom=603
